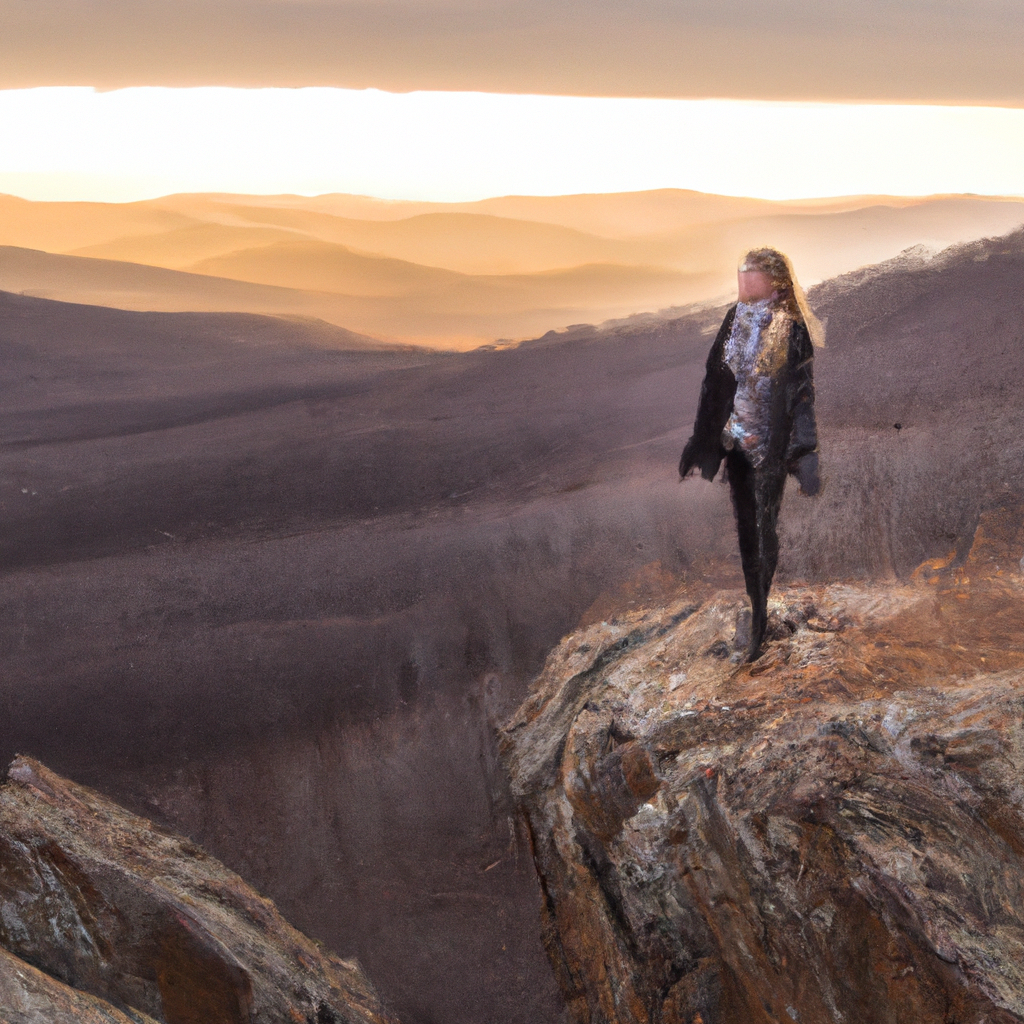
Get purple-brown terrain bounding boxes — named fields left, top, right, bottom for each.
left=1, top=228, right=1023, bottom=1023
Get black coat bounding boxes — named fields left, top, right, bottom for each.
left=679, top=304, right=818, bottom=482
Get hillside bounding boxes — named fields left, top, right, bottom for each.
left=1, top=229, right=1023, bottom=1024
left=2, top=188, right=1021, bottom=346
left=0, top=756, right=399, bottom=1024
left=0, top=243, right=707, bottom=347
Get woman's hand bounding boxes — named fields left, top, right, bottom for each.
left=793, top=451, right=821, bottom=496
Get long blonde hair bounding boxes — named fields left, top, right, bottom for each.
left=740, top=247, right=825, bottom=348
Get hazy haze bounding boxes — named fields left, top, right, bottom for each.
left=3, top=189, right=1023, bottom=346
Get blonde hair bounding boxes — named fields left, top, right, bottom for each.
left=740, top=247, right=825, bottom=348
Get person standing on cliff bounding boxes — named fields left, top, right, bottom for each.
left=679, top=247, right=824, bottom=662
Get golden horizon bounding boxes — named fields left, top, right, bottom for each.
left=1, top=88, right=1023, bottom=206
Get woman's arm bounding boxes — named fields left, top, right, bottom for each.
left=786, top=320, right=820, bottom=494
left=679, top=307, right=737, bottom=481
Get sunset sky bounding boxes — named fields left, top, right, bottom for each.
left=2, top=0, right=1023, bottom=202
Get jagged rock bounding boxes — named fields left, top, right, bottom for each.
left=502, top=513, right=1024, bottom=1024
left=0, top=757, right=399, bottom=1024
left=0, top=944, right=163, bottom=1024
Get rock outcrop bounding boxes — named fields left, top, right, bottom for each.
left=0, top=943, right=162, bottom=1024
left=502, top=510, right=1024, bottom=1024
left=0, top=757, right=399, bottom=1024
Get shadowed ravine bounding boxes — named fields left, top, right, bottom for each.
left=1, top=230, right=1024, bottom=1022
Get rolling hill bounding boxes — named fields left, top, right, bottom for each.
left=2, top=189, right=1022, bottom=346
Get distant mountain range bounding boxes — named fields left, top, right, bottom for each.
left=2, top=189, right=1022, bottom=346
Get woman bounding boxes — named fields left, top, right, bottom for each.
left=679, top=248, right=823, bottom=662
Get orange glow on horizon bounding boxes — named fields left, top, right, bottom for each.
left=0, top=88, right=1023, bottom=205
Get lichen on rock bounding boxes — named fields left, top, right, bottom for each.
left=502, top=511, right=1024, bottom=1024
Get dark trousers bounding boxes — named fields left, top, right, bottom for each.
left=725, top=448, right=788, bottom=656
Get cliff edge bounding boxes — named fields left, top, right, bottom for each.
left=501, top=508, right=1024, bottom=1024
left=0, top=756, right=399, bottom=1024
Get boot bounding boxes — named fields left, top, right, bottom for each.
left=745, top=597, right=768, bottom=663
left=730, top=607, right=752, bottom=663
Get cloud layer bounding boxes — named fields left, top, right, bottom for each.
left=3, top=1, right=1023, bottom=103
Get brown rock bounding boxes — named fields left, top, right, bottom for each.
left=0, top=944, right=161, bottom=1024
left=502, top=556, right=1024, bottom=1024
left=0, top=757, right=399, bottom=1024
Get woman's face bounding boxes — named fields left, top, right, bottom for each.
left=737, top=268, right=776, bottom=303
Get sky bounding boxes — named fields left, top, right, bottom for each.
left=3, top=0, right=1023, bottom=103
left=2, top=0, right=1023, bottom=203
left=3, top=88, right=1024, bottom=204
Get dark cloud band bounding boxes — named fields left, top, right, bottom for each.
left=2, top=0, right=1022, bottom=103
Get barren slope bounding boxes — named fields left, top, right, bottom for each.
left=1, top=231, right=1023, bottom=1024
left=0, top=244, right=709, bottom=346
left=70, top=222, right=311, bottom=268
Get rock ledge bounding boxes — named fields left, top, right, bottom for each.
left=0, top=756, right=399, bottom=1024
left=502, top=517, right=1024, bottom=1024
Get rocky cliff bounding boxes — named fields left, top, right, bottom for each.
left=0, top=756, right=398, bottom=1024
left=502, top=508, right=1024, bottom=1024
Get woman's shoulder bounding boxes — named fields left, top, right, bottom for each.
left=706, top=304, right=738, bottom=354
left=769, top=304, right=811, bottom=344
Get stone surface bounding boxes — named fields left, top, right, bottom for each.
left=0, top=944, right=163, bottom=1024
left=0, top=757, right=399, bottom=1024
left=502, top=511, right=1024, bottom=1024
